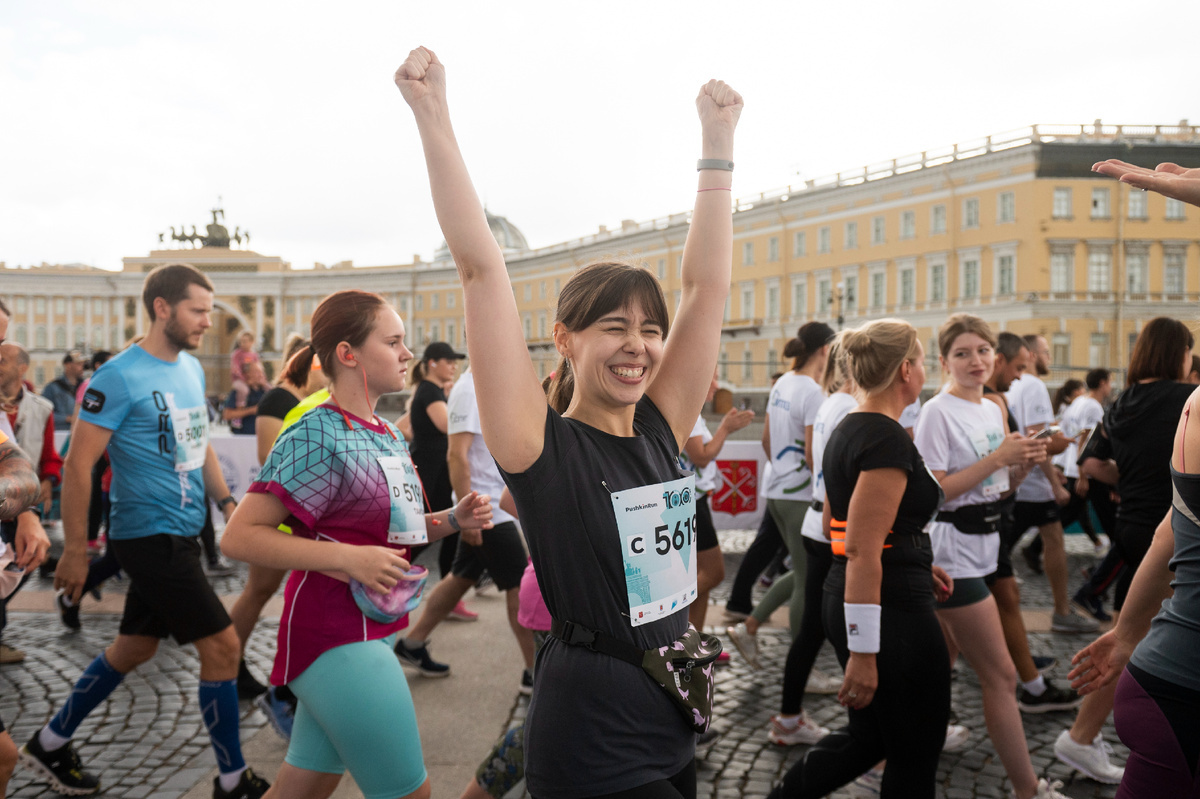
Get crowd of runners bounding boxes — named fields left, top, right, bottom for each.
left=0, top=48, right=1197, bottom=799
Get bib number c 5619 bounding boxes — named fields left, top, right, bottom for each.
left=612, top=475, right=698, bottom=627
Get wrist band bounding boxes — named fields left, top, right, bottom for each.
left=844, top=603, right=881, bottom=653
left=447, top=510, right=462, bottom=532
left=217, top=496, right=237, bottom=510
left=697, top=159, right=734, bottom=172
left=697, top=187, right=731, bottom=192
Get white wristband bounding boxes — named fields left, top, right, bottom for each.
left=844, top=603, right=881, bottom=654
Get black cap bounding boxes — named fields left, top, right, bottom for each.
left=421, top=341, right=466, bottom=362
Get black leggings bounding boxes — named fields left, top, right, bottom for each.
left=726, top=511, right=785, bottom=615
left=781, top=538, right=834, bottom=714
left=539, top=761, right=696, bottom=799
left=1114, top=519, right=1157, bottom=610
left=768, top=596, right=949, bottom=799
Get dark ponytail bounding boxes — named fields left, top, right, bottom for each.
left=281, top=343, right=316, bottom=388
left=548, top=356, right=574, bottom=414
left=784, top=321, right=836, bottom=371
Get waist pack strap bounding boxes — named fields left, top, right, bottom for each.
left=550, top=618, right=644, bottom=667
left=829, top=517, right=894, bottom=557
left=810, top=500, right=824, bottom=513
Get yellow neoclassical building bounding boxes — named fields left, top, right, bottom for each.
left=3, top=123, right=1198, bottom=397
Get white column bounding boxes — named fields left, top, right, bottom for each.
left=255, top=296, right=264, bottom=348
left=275, top=291, right=284, bottom=350
left=84, top=295, right=92, bottom=350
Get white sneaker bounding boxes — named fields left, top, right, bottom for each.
left=767, top=711, right=829, bottom=746
left=1010, top=778, right=1068, bottom=798
left=726, top=623, right=761, bottom=670
left=1053, top=730, right=1125, bottom=784
left=942, top=724, right=970, bottom=752
left=804, top=669, right=841, bottom=695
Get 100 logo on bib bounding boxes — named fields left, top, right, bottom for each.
left=612, top=475, right=698, bottom=627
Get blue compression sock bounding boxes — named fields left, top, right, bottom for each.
left=48, top=652, right=125, bottom=739
left=199, top=679, right=245, bottom=776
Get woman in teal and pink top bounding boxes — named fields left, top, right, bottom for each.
left=223, top=289, right=492, bottom=799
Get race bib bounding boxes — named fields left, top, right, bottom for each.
left=968, top=426, right=1009, bottom=498
left=613, top=475, right=698, bottom=628
left=378, top=456, right=428, bottom=545
left=168, top=399, right=208, bottom=473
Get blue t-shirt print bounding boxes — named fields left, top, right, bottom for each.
left=80, top=345, right=209, bottom=540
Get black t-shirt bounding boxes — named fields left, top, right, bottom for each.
left=822, top=412, right=941, bottom=609
left=1105, top=380, right=1196, bottom=529
left=409, top=380, right=448, bottom=471
left=499, top=397, right=693, bottom=798
left=255, top=386, right=300, bottom=421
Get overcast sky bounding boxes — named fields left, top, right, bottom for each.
left=3, top=0, right=1197, bottom=272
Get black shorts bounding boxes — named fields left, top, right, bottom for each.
left=695, top=494, right=719, bottom=553
left=984, top=498, right=1019, bottom=586
left=1013, top=500, right=1060, bottom=533
left=449, top=521, right=528, bottom=590
left=109, top=534, right=232, bottom=645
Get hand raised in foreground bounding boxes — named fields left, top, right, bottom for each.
left=1068, top=629, right=1134, bottom=696
left=696, top=80, right=743, bottom=141
left=1092, top=160, right=1200, bottom=208
left=394, top=46, right=446, bottom=109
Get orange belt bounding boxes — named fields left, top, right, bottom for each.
left=829, top=517, right=894, bottom=557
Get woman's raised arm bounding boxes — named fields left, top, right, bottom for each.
left=647, top=80, right=742, bottom=449
left=395, top=47, right=547, bottom=473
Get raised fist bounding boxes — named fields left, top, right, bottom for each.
left=394, top=46, right=446, bottom=108
left=696, top=79, right=743, bottom=132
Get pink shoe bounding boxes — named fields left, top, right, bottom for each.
left=448, top=600, right=479, bottom=622
left=716, top=651, right=731, bottom=666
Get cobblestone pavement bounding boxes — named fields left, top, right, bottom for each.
left=0, top=529, right=1125, bottom=798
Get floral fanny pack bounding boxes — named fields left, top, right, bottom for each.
left=550, top=618, right=722, bottom=732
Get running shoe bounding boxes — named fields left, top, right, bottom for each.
left=1053, top=730, right=1124, bottom=784
left=715, top=651, right=731, bottom=666
left=474, top=572, right=495, bottom=596
left=1071, top=590, right=1112, bottom=622
left=519, top=668, right=533, bottom=696
left=804, top=669, right=842, bottom=695
left=0, top=643, right=25, bottom=663
left=1051, top=612, right=1099, bottom=634
left=1020, top=544, right=1043, bottom=574
left=57, top=593, right=81, bottom=632
left=726, top=623, right=761, bottom=670
left=942, top=724, right=970, bottom=752
left=722, top=606, right=751, bottom=623
left=448, top=600, right=479, bottom=622
left=255, top=688, right=294, bottom=740
left=212, top=766, right=270, bottom=799
left=395, top=639, right=451, bottom=677
left=757, top=573, right=776, bottom=589
left=1012, top=779, right=1068, bottom=799
left=767, top=712, right=829, bottom=746
left=237, top=660, right=268, bottom=699
left=1032, top=655, right=1058, bottom=675
left=848, top=766, right=883, bottom=796
left=205, top=558, right=237, bottom=577
left=1017, top=679, right=1083, bottom=713
left=19, top=734, right=100, bottom=796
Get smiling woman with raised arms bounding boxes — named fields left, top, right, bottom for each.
left=396, top=46, right=740, bottom=799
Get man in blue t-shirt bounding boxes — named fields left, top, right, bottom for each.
left=19, top=265, right=270, bottom=799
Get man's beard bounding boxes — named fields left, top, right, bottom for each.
left=1036, top=361, right=1049, bottom=377
left=164, top=313, right=199, bottom=351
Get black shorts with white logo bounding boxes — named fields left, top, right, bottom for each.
left=450, top=521, right=528, bottom=591
left=109, top=534, right=232, bottom=644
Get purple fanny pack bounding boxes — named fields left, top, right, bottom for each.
left=349, top=565, right=428, bottom=624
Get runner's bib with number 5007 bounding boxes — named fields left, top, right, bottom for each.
left=613, top=475, right=698, bottom=627
left=377, top=456, right=429, bottom=545
left=167, top=397, right=208, bottom=473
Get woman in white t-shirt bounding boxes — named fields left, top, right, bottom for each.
left=914, top=314, right=1059, bottom=799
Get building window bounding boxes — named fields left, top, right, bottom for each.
left=742, top=241, right=755, bottom=265
left=843, top=276, right=858, bottom=313
left=997, top=254, right=1015, bottom=296
left=1091, top=188, right=1111, bottom=219
left=523, top=285, right=531, bottom=302
left=14, top=297, right=25, bottom=313
left=870, top=272, right=885, bottom=308
left=1128, top=190, right=1148, bottom=220
left=429, top=323, right=439, bottom=342
left=673, top=290, right=681, bottom=311
left=818, top=227, right=831, bottom=254
left=554, top=278, right=561, bottom=296
left=1051, top=252, right=1074, bottom=293
left=1165, top=251, right=1186, bottom=294
left=1127, top=252, right=1149, bottom=294
left=54, top=298, right=66, bottom=315
left=1053, top=188, right=1073, bottom=219
left=793, top=231, right=807, bottom=257
left=13, top=325, right=26, bottom=346
left=871, top=216, right=885, bottom=245
left=657, top=259, right=666, bottom=280
left=844, top=222, right=858, bottom=249
left=931, top=205, right=946, bottom=235
left=1087, top=249, right=1112, bottom=293
left=1052, top=333, right=1070, bottom=366
left=34, top=297, right=46, bottom=314
left=676, top=256, right=683, bottom=277
left=34, top=326, right=47, bottom=348
left=73, top=326, right=84, bottom=347
left=767, top=349, right=778, bottom=369
left=930, top=264, right=945, bottom=302
left=72, top=298, right=83, bottom=315
left=92, top=298, right=105, bottom=315
left=720, top=349, right=729, bottom=381
left=998, top=192, right=1016, bottom=223
left=818, top=278, right=833, bottom=311
left=766, top=285, right=780, bottom=320
left=537, top=313, right=546, bottom=339
left=447, top=293, right=455, bottom=308
left=54, top=326, right=67, bottom=348
left=742, top=350, right=754, bottom=381
left=431, top=294, right=440, bottom=310
left=740, top=284, right=754, bottom=319
left=900, top=211, right=916, bottom=239
left=792, top=281, right=806, bottom=318
left=900, top=268, right=915, bottom=306
left=447, top=321, right=456, bottom=346
left=962, top=260, right=980, bottom=299
left=523, top=315, right=532, bottom=339
left=768, top=237, right=779, bottom=262
left=723, top=295, right=731, bottom=322
left=1166, top=198, right=1187, bottom=220
left=285, top=299, right=296, bottom=316
left=963, top=198, right=980, bottom=229
left=414, top=295, right=423, bottom=311
left=1089, top=333, right=1110, bottom=367
left=415, top=323, right=423, bottom=345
